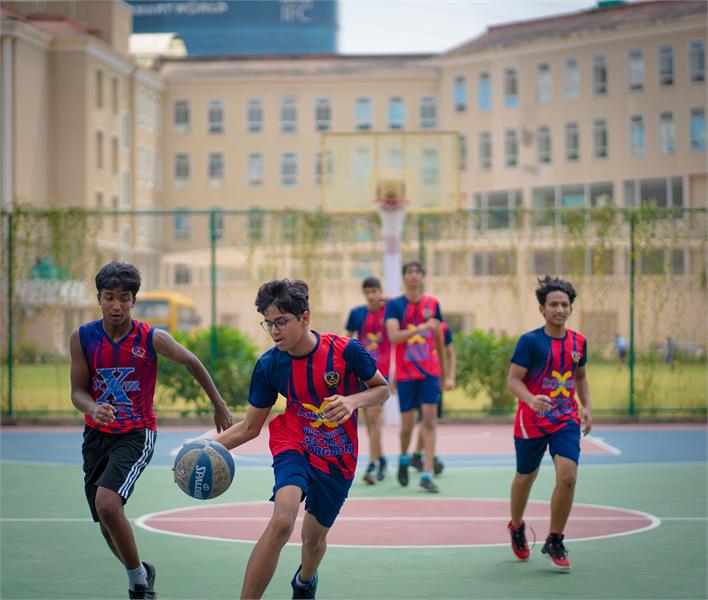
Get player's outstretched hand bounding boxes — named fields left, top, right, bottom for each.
left=581, top=408, right=592, bottom=436
left=89, top=403, right=116, bottom=426
left=323, top=394, right=354, bottom=425
left=213, top=403, right=234, bottom=433
left=526, top=394, right=552, bottom=413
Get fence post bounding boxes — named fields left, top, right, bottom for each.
left=628, top=209, right=636, bottom=416
left=6, top=210, right=14, bottom=415
left=209, top=209, right=218, bottom=366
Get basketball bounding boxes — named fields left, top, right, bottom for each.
left=173, top=439, right=235, bottom=500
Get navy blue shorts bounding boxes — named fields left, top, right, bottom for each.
left=271, top=450, right=353, bottom=528
left=514, top=422, right=581, bottom=475
left=397, top=377, right=441, bottom=413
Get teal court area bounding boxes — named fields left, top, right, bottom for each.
left=1, top=424, right=706, bottom=599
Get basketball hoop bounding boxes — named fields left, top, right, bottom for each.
left=376, top=197, right=408, bottom=213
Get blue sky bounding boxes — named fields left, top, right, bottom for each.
left=339, top=0, right=601, bottom=54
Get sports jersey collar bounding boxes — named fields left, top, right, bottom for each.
left=542, top=326, right=567, bottom=341
left=287, top=330, right=321, bottom=360
left=101, top=319, right=136, bottom=347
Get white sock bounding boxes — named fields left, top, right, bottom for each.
left=127, top=564, right=148, bottom=590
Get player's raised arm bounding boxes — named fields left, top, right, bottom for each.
left=507, top=363, right=552, bottom=413
left=69, top=329, right=115, bottom=426
left=152, top=328, right=233, bottom=432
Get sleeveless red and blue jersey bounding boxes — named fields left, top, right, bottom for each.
left=79, top=319, right=158, bottom=434
left=249, top=332, right=378, bottom=480
left=384, top=294, right=443, bottom=381
left=345, top=304, right=391, bottom=377
left=509, top=327, right=587, bottom=438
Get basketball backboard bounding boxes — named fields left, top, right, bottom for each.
left=321, top=132, right=460, bottom=213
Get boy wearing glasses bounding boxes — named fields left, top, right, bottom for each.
left=214, top=279, right=389, bottom=599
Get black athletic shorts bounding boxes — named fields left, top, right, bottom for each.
left=82, top=425, right=157, bottom=522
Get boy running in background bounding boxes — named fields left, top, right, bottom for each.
left=345, top=276, right=390, bottom=484
left=214, top=279, right=389, bottom=599
left=506, top=276, right=592, bottom=571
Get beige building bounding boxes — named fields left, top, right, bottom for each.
left=1, top=0, right=706, bottom=353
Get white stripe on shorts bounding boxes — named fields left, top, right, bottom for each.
left=118, top=429, right=155, bottom=498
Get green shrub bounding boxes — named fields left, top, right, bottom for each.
left=454, top=329, right=517, bottom=413
left=157, top=326, right=259, bottom=412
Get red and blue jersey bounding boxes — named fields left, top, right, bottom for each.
left=510, top=327, right=587, bottom=439
left=79, top=319, right=158, bottom=434
left=345, top=304, right=391, bottom=377
left=384, top=294, right=443, bottom=381
left=249, top=332, right=378, bottom=480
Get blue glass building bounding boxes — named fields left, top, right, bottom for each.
left=127, top=0, right=338, bottom=57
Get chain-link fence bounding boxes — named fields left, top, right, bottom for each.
left=1, top=206, right=706, bottom=418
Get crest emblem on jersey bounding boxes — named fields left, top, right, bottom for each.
left=131, top=346, right=146, bottom=358
left=323, top=371, right=340, bottom=387
left=571, top=351, right=582, bottom=364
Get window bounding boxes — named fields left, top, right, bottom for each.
left=420, top=96, right=437, bottom=129
left=532, top=187, right=555, bottom=227
left=174, top=100, right=190, bottom=133
left=564, top=58, right=580, bottom=100
left=421, top=149, right=438, bottom=185
left=478, top=132, right=491, bottom=169
left=659, top=45, right=674, bottom=86
left=474, top=190, right=522, bottom=230
left=281, top=97, right=297, bottom=133
left=533, top=250, right=558, bottom=275
left=504, top=129, right=517, bottom=167
left=589, top=246, right=614, bottom=275
left=111, top=136, right=119, bottom=175
left=96, top=131, right=104, bottom=170
left=122, top=112, right=131, bottom=149
left=174, top=264, right=192, bottom=284
left=121, top=169, right=131, bottom=208
left=536, top=62, right=552, bottom=103
left=95, top=191, right=104, bottom=229
left=174, top=153, right=190, bottom=185
left=459, top=135, right=467, bottom=172
left=95, top=69, right=103, bottom=110
left=208, top=100, right=224, bottom=134
left=628, top=49, right=644, bottom=91
left=210, top=208, right=224, bottom=240
left=690, top=107, right=706, bottom=151
left=317, top=150, right=332, bottom=185
left=315, top=98, right=331, bottom=131
left=689, top=40, right=705, bottom=83
left=247, top=153, right=263, bottom=185
left=590, top=182, right=613, bottom=207
left=355, top=97, right=372, bottom=130
left=280, top=152, right=298, bottom=186
left=659, top=111, right=676, bottom=154
left=640, top=249, right=664, bottom=275
left=473, top=251, right=516, bottom=276
left=623, top=176, right=683, bottom=209
left=174, top=210, right=190, bottom=240
left=208, top=153, right=224, bottom=184
left=111, top=77, right=119, bottom=115
left=454, top=76, right=467, bottom=111
left=565, top=122, right=579, bottom=161
left=478, top=72, right=491, bottom=111
left=504, top=68, right=518, bottom=108
left=247, top=99, right=263, bottom=132
left=593, top=118, right=608, bottom=158
left=248, top=209, right=263, bottom=243
left=593, top=54, right=608, bottom=95
left=537, top=125, right=551, bottom=164
left=629, top=115, right=645, bottom=156
left=388, top=97, right=405, bottom=130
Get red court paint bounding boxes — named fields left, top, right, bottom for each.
left=137, top=498, right=659, bottom=548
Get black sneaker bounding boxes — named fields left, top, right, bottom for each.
left=291, top=566, right=318, bottom=599
left=433, top=456, right=445, bottom=476
left=363, top=462, right=376, bottom=485
left=411, top=452, right=424, bottom=471
left=419, top=476, right=439, bottom=493
left=541, top=533, right=571, bottom=570
left=376, top=456, right=387, bottom=481
left=129, top=563, right=157, bottom=599
left=397, top=462, right=409, bottom=486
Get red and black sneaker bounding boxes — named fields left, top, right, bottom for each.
left=541, top=533, right=571, bottom=571
left=507, top=520, right=530, bottom=561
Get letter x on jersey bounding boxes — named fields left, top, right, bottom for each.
left=95, top=367, right=135, bottom=405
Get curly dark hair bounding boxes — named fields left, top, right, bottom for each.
left=255, top=279, right=310, bottom=316
left=95, top=262, right=141, bottom=296
left=362, top=276, right=382, bottom=290
left=535, top=275, right=577, bottom=306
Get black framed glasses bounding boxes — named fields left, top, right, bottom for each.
left=260, top=315, right=300, bottom=331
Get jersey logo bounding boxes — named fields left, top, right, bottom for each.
left=571, top=350, right=582, bottom=364
left=545, top=370, right=573, bottom=398
left=405, top=324, right=426, bottom=345
left=94, top=367, right=138, bottom=405
left=301, top=401, right=338, bottom=428
left=131, top=346, right=146, bottom=359
left=365, top=332, right=382, bottom=349
left=323, top=370, right=340, bottom=387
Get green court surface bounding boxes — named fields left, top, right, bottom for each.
left=1, top=444, right=706, bottom=600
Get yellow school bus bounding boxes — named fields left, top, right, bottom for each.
left=133, top=290, right=200, bottom=333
